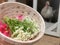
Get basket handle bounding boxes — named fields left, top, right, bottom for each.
left=7, top=0, right=16, bottom=2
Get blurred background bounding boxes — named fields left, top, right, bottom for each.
left=0, top=0, right=60, bottom=45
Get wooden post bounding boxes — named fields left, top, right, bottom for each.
left=57, top=5, right=60, bottom=37
left=33, top=0, right=37, bottom=10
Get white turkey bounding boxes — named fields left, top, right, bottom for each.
left=41, top=1, right=55, bottom=22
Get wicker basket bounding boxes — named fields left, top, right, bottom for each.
left=0, top=2, right=45, bottom=45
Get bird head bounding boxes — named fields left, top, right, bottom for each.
left=45, top=1, right=50, bottom=8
